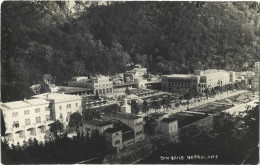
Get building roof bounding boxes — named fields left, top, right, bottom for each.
left=150, top=112, right=168, bottom=117
left=84, top=120, right=112, bottom=127
left=163, top=74, right=194, bottom=78
left=104, top=112, right=142, bottom=120
left=161, top=118, right=178, bottom=123
left=32, top=93, right=81, bottom=102
left=0, top=99, right=49, bottom=111
left=104, top=127, right=122, bottom=133
left=113, top=81, right=137, bottom=87
left=56, top=86, right=92, bottom=94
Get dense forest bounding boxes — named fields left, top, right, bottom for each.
left=1, top=1, right=260, bottom=102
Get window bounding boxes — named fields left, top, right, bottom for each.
left=45, top=107, right=49, bottom=111
left=12, top=112, right=18, bottom=117
left=76, top=103, right=78, bottom=107
left=114, top=140, right=120, bottom=145
left=60, top=113, right=63, bottom=119
left=13, top=121, right=19, bottom=128
left=115, top=133, right=120, bottom=136
left=35, top=108, right=40, bottom=113
left=36, top=117, right=41, bottom=123
left=25, top=119, right=31, bottom=126
left=24, top=110, right=30, bottom=115
left=46, top=115, right=50, bottom=121
left=59, top=106, right=62, bottom=110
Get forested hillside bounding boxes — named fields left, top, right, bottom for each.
left=1, top=1, right=259, bottom=102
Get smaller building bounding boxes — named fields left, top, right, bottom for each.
left=104, top=128, right=123, bottom=152
left=149, top=112, right=170, bottom=132
left=159, top=118, right=178, bottom=133
left=103, top=113, right=145, bottom=142
left=83, top=120, right=113, bottom=135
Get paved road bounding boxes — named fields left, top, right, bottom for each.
left=167, top=90, right=248, bottom=114
left=223, top=97, right=259, bottom=115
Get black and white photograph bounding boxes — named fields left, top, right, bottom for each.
left=1, top=1, right=259, bottom=164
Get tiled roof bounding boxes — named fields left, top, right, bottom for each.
left=84, top=120, right=112, bottom=127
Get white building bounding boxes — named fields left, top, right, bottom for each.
left=32, top=93, right=82, bottom=127
left=68, top=76, right=113, bottom=95
left=1, top=99, right=54, bottom=144
left=103, top=113, right=145, bottom=142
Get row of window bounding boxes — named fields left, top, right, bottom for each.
left=168, top=83, right=191, bottom=88
left=11, top=107, right=49, bottom=117
left=95, top=88, right=113, bottom=94
left=59, top=103, right=78, bottom=110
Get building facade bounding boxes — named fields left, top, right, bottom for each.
left=68, top=76, right=113, bottom=95
left=103, top=113, right=145, bottom=143
left=159, top=118, right=178, bottom=133
left=32, top=93, right=82, bottom=127
left=162, top=69, right=235, bottom=93
left=1, top=99, right=54, bottom=144
left=82, top=120, right=113, bottom=135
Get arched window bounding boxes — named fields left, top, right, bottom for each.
left=59, top=106, right=62, bottom=110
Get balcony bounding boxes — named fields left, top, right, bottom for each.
left=36, top=121, right=46, bottom=127
left=46, top=120, right=55, bottom=125
left=25, top=123, right=36, bottom=129
left=13, top=125, right=25, bottom=132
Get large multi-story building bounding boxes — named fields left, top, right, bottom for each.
left=1, top=99, right=54, bottom=144
left=68, top=76, right=113, bottom=95
left=1, top=93, right=82, bottom=145
left=103, top=113, right=145, bottom=143
left=162, top=69, right=236, bottom=93
left=194, top=69, right=233, bottom=93
left=161, top=74, right=198, bottom=93
left=32, top=93, right=82, bottom=127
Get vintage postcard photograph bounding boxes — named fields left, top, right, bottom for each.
left=1, top=1, right=259, bottom=164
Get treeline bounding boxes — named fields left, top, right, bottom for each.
left=1, top=131, right=107, bottom=164
left=2, top=1, right=259, bottom=102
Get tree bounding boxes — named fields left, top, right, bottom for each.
left=161, top=96, right=171, bottom=112
left=144, top=117, right=158, bottom=135
left=142, top=100, right=149, bottom=115
left=40, top=83, right=51, bottom=93
left=68, top=112, right=83, bottom=131
left=125, top=86, right=130, bottom=95
left=50, top=120, right=64, bottom=137
left=1, top=110, right=6, bottom=136
left=236, top=105, right=259, bottom=141
left=73, top=61, right=85, bottom=76
left=131, top=100, right=139, bottom=114
left=94, top=92, right=99, bottom=100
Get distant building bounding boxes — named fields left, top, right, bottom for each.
left=104, top=123, right=135, bottom=153
left=103, top=113, right=145, bottom=142
left=161, top=74, right=197, bottom=93
left=124, top=68, right=147, bottom=83
left=162, top=69, right=235, bottom=93
left=159, top=118, right=178, bottom=133
left=68, top=76, right=113, bottom=95
left=0, top=99, right=54, bottom=144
